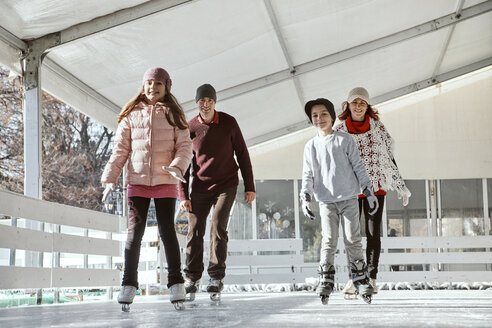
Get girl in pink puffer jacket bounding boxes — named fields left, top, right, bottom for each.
left=101, top=67, right=192, bottom=311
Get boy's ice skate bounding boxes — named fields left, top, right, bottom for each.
left=184, top=278, right=200, bottom=302
left=118, top=285, right=137, bottom=312
left=206, top=278, right=223, bottom=304
left=169, top=283, right=186, bottom=310
left=316, top=264, right=335, bottom=305
left=342, top=279, right=358, bottom=300
left=350, top=260, right=374, bottom=304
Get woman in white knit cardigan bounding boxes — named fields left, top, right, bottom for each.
left=334, top=87, right=411, bottom=297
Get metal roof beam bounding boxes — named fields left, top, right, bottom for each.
left=247, top=57, right=492, bottom=146
left=43, top=57, right=121, bottom=114
left=431, top=0, right=466, bottom=79
left=56, top=0, right=193, bottom=47
left=183, top=0, right=492, bottom=113
left=263, top=0, right=305, bottom=105
left=0, top=25, right=28, bottom=51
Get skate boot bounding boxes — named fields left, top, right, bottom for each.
left=184, top=278, right=200, bottom=302
left=370, top=278, right=378, bottom=294
left=342, top=279, right=357, bottom=300
left=169, top=283, right=186, bottom=310
left=349, top=260, right=374, bottom=304
left=206, top=278, right=223, bottom=304
left=315, top=264, right=335, bottom=305
left=118, top=285, right=137, bottom=312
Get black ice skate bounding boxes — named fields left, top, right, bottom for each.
left=206, top=278, right=223, bottom=304
left=349, top=260, right=374, bottom=304
left=117, top=285, right=137, bottom=312
left=184, top=278, right=200, bottom=302
left=316, top=264, right=335, bottom=305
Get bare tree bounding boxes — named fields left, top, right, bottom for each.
left=0, top=66, right=115, bottom=211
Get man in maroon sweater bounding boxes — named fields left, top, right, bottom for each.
left=179, top=83, right=256, bottom=298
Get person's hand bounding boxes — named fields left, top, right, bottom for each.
left=363, top=188, right=379, bottom=215
left=300, top=193, right=315, bottom=220
left=101, top=183, right=114, bottom=202
left=244, top=192, right=255, bottom=203
left=180, top=200, right=192, bottom=212
left=162, top=166, right=186, bottom=183
left=398, top=188, right=411, bottom=206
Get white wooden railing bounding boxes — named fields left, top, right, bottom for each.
left=0, top=189, right=121, bottom=289
left=298, top=235, right=492, bottom=283
left=1, top=188, right=491, bottom=292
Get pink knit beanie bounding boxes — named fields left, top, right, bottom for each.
left=142, top=67, right=172, bottom=92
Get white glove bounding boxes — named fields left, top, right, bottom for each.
left=398, top=187, right=411, bottom=206
left=162, top=166, right=186, bottom=183
left=101, top=183, right=114, bottom=202
left=300, top=193, right=315, bottom=220
left=363, top=188, right=379, bottom=215
left=301, top=200, right=315, bottom=220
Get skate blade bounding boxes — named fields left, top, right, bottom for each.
left=209, top=293, right=221, bottom=304
left=343, top=293, right=358, bottom=300
left=361, top=295, right=372, bottom=304
left=320, top=295, right=330, bottom=305
left=121, top=303, right=130, bottom=312
left=172, top=301, right=185, bottom=311
left=185, top=293, right=196, bottom=302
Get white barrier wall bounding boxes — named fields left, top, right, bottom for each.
left=250, top=69, right=492, bottom=180
left=0, top=189, right=121, bottom=289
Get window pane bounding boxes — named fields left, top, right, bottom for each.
left=255, top=180, right=295, bottom=239
left=298, top=179, right=321, bottom=262
left=488, top=179, right=492, bottom=235
left=228, top=187, right=253, bottom=240
left=386, top=180, right=427, bottom=237
left=440, top=179, right=484, bottom=236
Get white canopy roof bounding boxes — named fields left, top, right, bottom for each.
left=1, top=0, right=491, bottom=145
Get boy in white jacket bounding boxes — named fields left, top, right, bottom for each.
left=300, top=98, right=377, bottom=304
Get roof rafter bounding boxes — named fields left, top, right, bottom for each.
left=57, top=0, right=194, bottom=47
left=43, top=58, right=121, bottom=114
left=183, top=0, right=492, bottom=113
left=0, top=25, right=27, bottom=51
left=263, top=0, right=305, bottom=106
left=246, top=57, right=492, bottom=146
left=431, top=0, right=465, bottom=79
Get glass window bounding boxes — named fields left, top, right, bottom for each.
left=386, top=180, right=427, bottom=237
left=440, top=179, right=484, bottom=237
left=228, top=187, right=253, bottom=240
left=488, top=179, right=492, bottom=235
left=255, top=180, right=295, bottom=239
left=297, top=179, right=321, bottom=263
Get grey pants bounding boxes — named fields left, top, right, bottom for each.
left=319, top=198, right=364, bottom=267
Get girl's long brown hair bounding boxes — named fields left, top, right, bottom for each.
left=338, top=101, right=380, bottom=121
left=117, top=86, right=188, bottom=129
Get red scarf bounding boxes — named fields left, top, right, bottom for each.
left=346, top=114, right=370, bottom=134
left=345, top=114, right=386, bottom=197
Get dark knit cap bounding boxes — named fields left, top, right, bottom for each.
left=304, top=98, right=336, bottom=125
left=142, top=67, right=172, bottom=92
left=195, top=84, right=217, bottom=103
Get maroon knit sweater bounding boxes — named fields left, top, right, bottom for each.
left=178, top=111, right=255, bottom=200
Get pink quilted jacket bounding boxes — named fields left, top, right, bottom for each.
left=101, top=101, right=192, bottom=186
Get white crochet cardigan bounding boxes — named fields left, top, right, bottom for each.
left=335, top=118, right=411, bottom=197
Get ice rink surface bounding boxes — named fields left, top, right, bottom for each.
left=1, top=290, right=491, bottom=328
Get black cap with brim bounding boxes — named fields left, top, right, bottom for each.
left=304, top=98, right=336, bottom=124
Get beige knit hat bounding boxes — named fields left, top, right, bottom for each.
left=347, top=87, right=370, bottom=104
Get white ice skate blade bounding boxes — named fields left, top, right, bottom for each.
left=343, top=293, right=358, bottom=300
left=172, top=301, right=185, bottom=310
